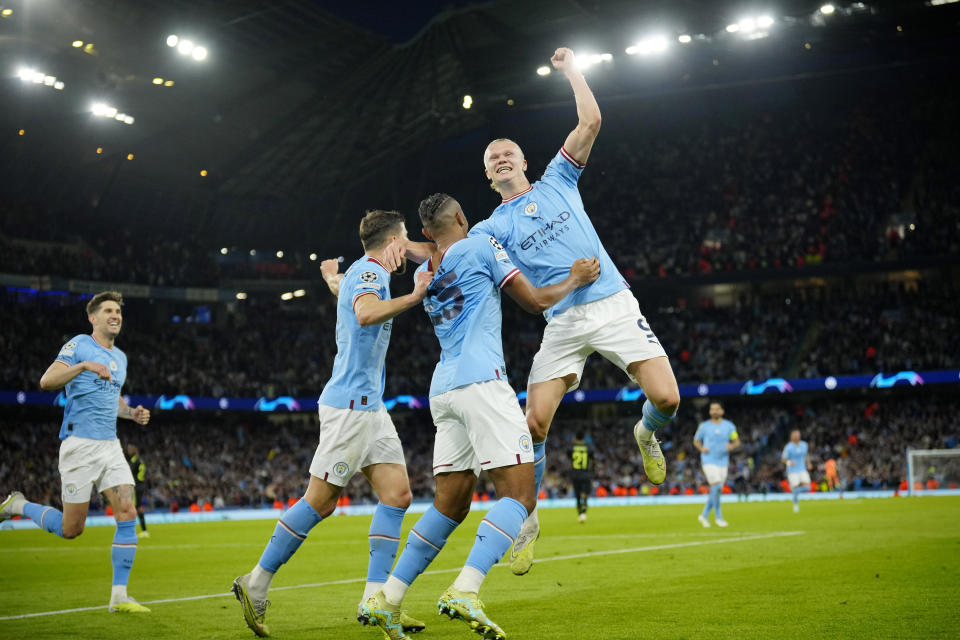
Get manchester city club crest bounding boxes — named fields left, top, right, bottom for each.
left=109, top=359, right=118, bottom=371
left=524, top=202, right=538, bottom=216
left=519, top=434, right=532, bottom=452
left=333, top=461, right=350, bottom=477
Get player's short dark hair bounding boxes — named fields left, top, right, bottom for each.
left=418, top=193, right=458, bottom=231
left=86, top=291, right=123, bottom=316
left=358, top=209, right=405, bottom=251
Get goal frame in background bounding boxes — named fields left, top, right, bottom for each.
left=906, top=448, right=960, bottom=496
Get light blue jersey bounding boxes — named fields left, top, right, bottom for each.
left=318, top=256, right=393, bottom=411
left=417, top=235, right=520, bottom=397
left=54, top=334, right=127, bottom=441
left=695, top=419, right=739, bottom=467
left=782, top=441, right=809, bottom=472
left=469, top=147, right=627, bottom=321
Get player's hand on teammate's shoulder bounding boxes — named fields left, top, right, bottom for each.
left=551, top=47, right=577, bottom=73
left=569, top=257, right=600, bottom=287
left=383, top=238, right=407, bottom=272
left=412, top=269, right=434, bottom=300
left=132, top=405, right=150, bottom=425
left=84, top=361, right=112, bottom=382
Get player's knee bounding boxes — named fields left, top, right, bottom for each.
left=525, top=413, right=549, bottom=442
left=382, top=487, right=412, bottom=510
left=62, top=523, right=84, bottom=539
left=115, top=506, right=137, bottom=522
left=651, top=390, right=680, bottom=416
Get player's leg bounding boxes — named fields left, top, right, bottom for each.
left=100, top=483, right=149, bottom=612
left=627, top=356, right=679, bottom=483
left=712, top=484, right=727, bottom=526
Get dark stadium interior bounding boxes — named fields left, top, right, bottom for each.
left=2, top=0, right=958, bottom=509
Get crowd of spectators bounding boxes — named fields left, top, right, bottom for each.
left=1, top=276, right=957, bottom=401
left=2, top=82, right=958, bottom=288
left=2, top=393, right=954, bottom=513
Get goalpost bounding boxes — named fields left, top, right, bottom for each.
left=906, top=449, right=960, bottom=496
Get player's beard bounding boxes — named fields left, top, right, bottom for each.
left=392, top=257, right=407, bottom=276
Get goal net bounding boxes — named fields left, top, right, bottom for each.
left=906, top=449, right=960, bottom=496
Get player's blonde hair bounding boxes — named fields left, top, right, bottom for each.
left=484, top=138, right=524, bottom=193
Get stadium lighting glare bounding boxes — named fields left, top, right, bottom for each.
left=820, top=4, right=836, bottom=14
left=236, top=292, right=247, bottom=300
left=220, top=247, right=228, bottom=254
left=43, top=75, right=56, bottom=86
left=114, top=112, right=126, bottom=121
left=200, top=169, right=208, bottom=177
left=124, top=115, right=134, bottom=125
left=626, top=36, right=668, bottom=56
left=192, top=46, right=208, bottom=61
left=726, top=23, right=740, bottom=33
left=536, top=65, right=551, bottom=76
left=152, top=77, right=163, bottom=85
left=91, top=103, right=107, bottom=116
left=249, top=249, right=256, bottom=256
left=104, top=106, right=118, bottom=118
left=293, top=289, right=306, bottom=298
left=577, top=53, right=614, bottom=69
left=164, top=80, right=175, bottom=87
left=757, top=16, right=775, bottom=28
left=462, top=94, right=473, bottom=109
left=166, top=34, right=179, bottom=47
left=909, top=223, right=916, bottom=230
left=126, top=153, right=134, bottom=161
left=678, top=34, right=692, bottom=44
left=280, top=292, right=293, bottom=301
left=177, top=39, right=194, bottom=56
left=18, top=128, right=24, bottom=136
left=309, top=253, right=318, bottom=261
left=72, top=40, right=84, bottom=48
left=1, top=8, right=12, bottom=18
left=930, top=0, right=960, bottom=5
left=96, top=147, right=103, bottom=154
left=276, top=250, right=284, bottom=258
left=54, top=81, right=64, bottom=90
left=738, top=17, right=757, bottom=33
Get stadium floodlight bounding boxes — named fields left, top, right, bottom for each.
left=678, top=34, right=692, bottom=43
left=738, top=17, right=757, bottom=32
left=276, top=250, right=284, bottom=258
left=1, top=8, right=12, bottom=18
left=152, top=77, right=163, bottom=85
left=249, top=249, right=256, bottom=256
left=177, top=39, right=195, bottom=56
left=462, top=94, right=473, bottom=109
left=536, top=65, right=551, bottom=76
left=930, top=0, right=960, bottom=4
left=200, top=169, right=208, bottom=177
left=124, top=115, right=134, bottom=125
left=72, top=40, right=84, bottom=48
left=757, top=15, right=775, bottom=28
left=309, top=253, right=318, bottom=261
left=54, top=81, right=64, bottom=90
left=164, top=80, right=174, bottom=87
left=577, top=52, right=614, bottom=69
left=43, top=75, right=56, bottom=86
left=166, top=34, right=179, bottom=47
left=280, top=292, right=293, bottom=301
left=220, top=247, right=228, bottom=254
left=104, top=106, right=117, bottom=118
left=626, top=36, right=668, bottom=56
left=820, top=3, right=836, bottom=14
left=96, top=147, right=103, bottom=154
left=236, top=292, right=247, bottom=300
left=126, top=153, right=134, bottom=160
left=192, top=46, right=208, bottom=61
left=91, top=102, right=108, bottom=116
left=293, top=289, right=306, bottom=297
left=114, top=112, right=126, bottom=121
left=725, top=23, right=740, bottom=33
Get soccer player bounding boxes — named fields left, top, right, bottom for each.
left=569, top=432, right=594, bottom=523
left=0, top=291, right=151, bottom=613
left=361, top=193, right=599, bottom=640
left=385, top=46, right=680, bottom=575
left=693, top=401, right=740, bottom=527
left=231, top=210, right=432, bottom=638
left=125, top=444, right=149, bottom=537
left=782, top=429, right=812, bottom=513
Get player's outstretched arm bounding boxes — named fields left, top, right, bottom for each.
left=118, top=397, right=150, bottom=425
left=552, top=47, right=602, bottom=165
left=39, top=359, right=111, bottom=391
left=354, top=269, right=433, bottom=326
left=382, top=238, right=436, bottom=269
left=320, top=258, right=345, bottom=297
left=504, top=257, right=599, bottom=313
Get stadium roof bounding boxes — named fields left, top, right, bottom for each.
left=1, top=0, right=957, bottom=244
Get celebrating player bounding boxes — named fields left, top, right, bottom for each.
left=361, top=193, right=599, bottom=640
left=0, top=291, right=152, bottom=613
left=693, top=401, right=740, bottom=527
left=231, top=210, right=431, bottom=637
left=782, top=429, right=812, bottom=512
left=386, top=47, right=680, bottom=574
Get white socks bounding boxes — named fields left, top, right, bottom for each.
left=248, top=564, right=274, bottom=600
left=635, top=420, right=655, bottom=442
left=382, top=576, right=410, bottom=606
left=452, top=565, right=485, bottom=594
left=110, top=585, right=128, bottom=602
left=361, top=581, right=383, bottom=604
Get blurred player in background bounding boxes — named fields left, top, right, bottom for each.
left=782, top=429, right=812, bottom=512
left=388, top=46, right=679, bottom=575
left=569, top=432, right=594, bottom=523
left=361, top=193, right=598, bottom=640
left=0, top=291, right=151, bottom=613
left=125, top=443, right=149, bottom=537
left=694, top=401, right=740, bottom=528
left=231, top=210, right=431, bottom=638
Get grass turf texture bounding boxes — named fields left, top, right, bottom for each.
left=1, top=497, right=957, bottom=639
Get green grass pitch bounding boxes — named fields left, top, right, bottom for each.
left=1, top=497, right=957, bottom=639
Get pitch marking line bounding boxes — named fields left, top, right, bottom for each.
left=0, top=530, right=803, bottom=621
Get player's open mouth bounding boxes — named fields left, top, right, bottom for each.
left=497, top=166, right=511, bottom=174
